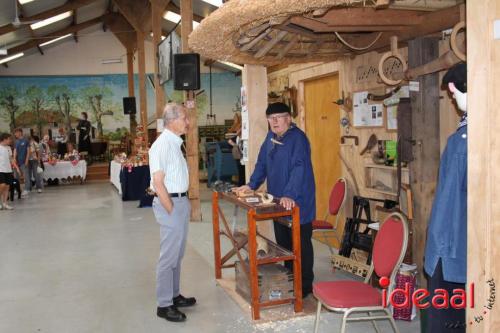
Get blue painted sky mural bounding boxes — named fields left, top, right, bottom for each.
left=0, top=72, right=242, bottom=134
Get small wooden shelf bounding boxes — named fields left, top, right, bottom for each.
left=364, top=163, right=409, bottom=197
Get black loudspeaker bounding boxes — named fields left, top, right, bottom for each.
left=123, top=97, right=136, bottom=115
left=173, top=53, right=200, bottom=90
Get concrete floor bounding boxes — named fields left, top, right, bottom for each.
left=0, top=183, right=420, bottom=333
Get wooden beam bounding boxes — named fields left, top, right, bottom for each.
left=103, top=13, right=137, bottom=50
left=151, top=0, right=168, bottom=125
left=180, top=0, right=201, bottom=221
left=113, top=0, right=152, bottom=33
left=137, top=30, right=148, bottom=143
left=467, top=0, right=500, bottom=331
left=276, top=34, right=299, bottom=59
left=254, top=30, right=287, bottom=58
left=72, top=7, right=78, bottom=42
left=408, top=37, right=440, bottom=287
left=126, top=49, right=137, bottom=143
left=240, top=28, right=272, bottom=52
left=6, top=15, right=107, bottom=55
left=289, top=17, right=407, bottom=32
left=166, top=1, right=204, bottom=23
left=0, top=0, right=98, bottom=36
left=375, top=0, right=391, bottom=9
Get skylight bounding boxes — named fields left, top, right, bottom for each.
left=163, top=11, right=200, bottom=28
left=31, top=11, right=72, bottom=30
left=39, top=33, right=73, bottom=47
left=0, top=52, right=24, bottom=65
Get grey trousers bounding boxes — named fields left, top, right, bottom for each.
left=19, top=164, right=30, bottom=192
left=152, top=196, right=191, bottom=307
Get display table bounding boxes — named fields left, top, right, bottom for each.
left=109, top=160, right=122, bottom=194
left=43, top=160, right=87, bottom=182
left=119, top=164, right=150, bottom=201
left=212, top=192, right=302, bottom=320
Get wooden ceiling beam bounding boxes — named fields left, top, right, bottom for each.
left=276, top=34, right=299, bottom=59
left=7, top=14, right=109, bottom=55
left=254, top=30, right=287, bottom=58
left=113, top=0, right=152, bottom=32
left=305, top=8, right=424, bottom=27
left=0, top=0, right=99, bottom=36
left=166, top=2, right=204, bottom=23
left=290, top=17, right=407, bottom=32
left=103, top=12, right=137, bottom=50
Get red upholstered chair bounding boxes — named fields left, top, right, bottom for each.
left=312, top=177, right=347, bottom=253
left=313, top=212, right=408, bottom=333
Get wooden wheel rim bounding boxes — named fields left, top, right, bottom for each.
left=378, top=52, right=407, bottom=86
left=450, top=21, right=466, bottom=61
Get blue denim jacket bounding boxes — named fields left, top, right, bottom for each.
left=248, top=125, right=316, bottom=224
left=424, top=125, right=467, bottom=284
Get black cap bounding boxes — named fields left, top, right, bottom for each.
left=443, top=63, right=467, bottom=93
left=266, top=102, right=291, bottom=115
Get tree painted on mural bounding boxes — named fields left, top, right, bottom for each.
left=25, top=86, right=47, bottom=136
left=167, top=90, right=208, bottom=117
left=80, top=85, right=115, bottom=139
left=47, top=85, right=75, bottom=135
left=0, top=86, right=20, bottom=133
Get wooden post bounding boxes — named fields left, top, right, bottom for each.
left=212, top=192, right=222, bottom=279
left=247, top=209, right=259, bottom=320
left=292, top=205, right=303, bottom=313
left=180, top=0, right=201, bottom=221
left=408, top=37, right=440, bottom=285
left=152, top=0, right=166, bottom=133
left=136, top=30, right=148, bottom=143
left=467, top=1, right=500, bottom=331
left=126, top=48, right=137, bottom=143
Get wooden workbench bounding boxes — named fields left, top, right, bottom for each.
left=212, top=191, right=303, bottom=320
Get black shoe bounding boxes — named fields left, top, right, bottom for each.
left=173, top=294, right=196, bottom=307
left=157, top=305, right=186, bottom=322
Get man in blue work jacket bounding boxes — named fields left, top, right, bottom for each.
left=424, top=63, right=467, bottom=333
left=235, top=102, right=316, bottom=297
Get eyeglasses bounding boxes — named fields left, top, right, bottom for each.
left=266, top=113, right=289, bottom=121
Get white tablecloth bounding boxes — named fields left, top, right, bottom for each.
left=43, top=160, right=87, bottom=181
left=110, top=160, right=122, bottom=194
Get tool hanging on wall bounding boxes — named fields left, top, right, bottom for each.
left=359, top=134, right=378, bottom=155
left=340, top=135, right=358, bottom=145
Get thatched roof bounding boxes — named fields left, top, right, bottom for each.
left=189, top=0, right=463, bottom=66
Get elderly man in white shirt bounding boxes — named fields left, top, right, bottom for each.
left=149, top=103, right=196, bottom=323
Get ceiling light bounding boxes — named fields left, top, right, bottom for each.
left=163, top=11, right=200, bottom=28
left=31, top=11, right=72, bottom=30
left=219, top=61, right=243, bottom=71
left=101, top=58, right=122, bottom=64
left=201, top=0, right=223, bottom=7
left=0, top=52, right=24, bottom=65
left=39, top=33, right=72, bottom=47
left=19, top=0, right=36, bottom=4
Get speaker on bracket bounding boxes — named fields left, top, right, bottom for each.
left=173, top=53, right=200, bottom=90
left=123, top=97, right=136, bottom=115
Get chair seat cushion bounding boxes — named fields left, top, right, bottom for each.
left=312, top=219, right=333, bottom=230
left=313, top=280, right=382, bottom=308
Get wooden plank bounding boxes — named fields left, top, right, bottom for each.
left=166, top=1, right=204, bottom=24
left=291, top=206, right=302, bottom=313
left=276, top=35, right=299, bottom=59
left=180, top=0, right=201, bottom=221
left=247, top=210, right=260, bottom=320
left=240, top=28, right=272, bottom=52
left=467, top=0, right=500, bottom=331
left=290, top=16, right=410, bottom=33
left=136, top=30, right=148, bottom=143
left=113, top=0, right=151, bottom=32
left=0, top=0, right=98, bottom=36
left=254, top=30, right=288, bottom=58
left=311, top=7, right=423, bottom=27
left=104, top=13, right=136, bottom=50
left=408, top=37, right=440, bottom=286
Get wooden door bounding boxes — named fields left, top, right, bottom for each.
left=304, top=75, right=342, bottom=247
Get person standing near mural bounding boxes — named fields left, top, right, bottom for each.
left=55, top=127, right=68, bottom=157
left=0, top=133, right=17, bottom=210
left=77, top=112, right=91, bottom=154
left=28, top=136, right=43, bottom=193
left=13, top=128, right=30, bottom=197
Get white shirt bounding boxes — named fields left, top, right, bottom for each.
left=0, top=145, right=13, bottom=173
left=149, top=128, right=189, bottom=193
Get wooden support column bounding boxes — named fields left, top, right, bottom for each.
left=180, top=0, right=201, bottom=221
left=241, top=64, right=274, bottom=241
left=126, top=48, right=137, bottom=143
left=408, top=37, right=440, bottom=285
left=137, top=30, right=148, bottom=143
left=467, top=1, right=500, bottom=331
left=151, top=0, right=170, bottom=133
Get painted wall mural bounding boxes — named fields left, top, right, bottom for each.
left=0, top=72, right=242, bottom=137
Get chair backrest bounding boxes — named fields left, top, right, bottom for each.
left=372, top=213, right=408, bottom=279
left=328, top=178, right=347, bottom=215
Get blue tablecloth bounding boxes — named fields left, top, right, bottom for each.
left=119, top=165, right=150, bottom=202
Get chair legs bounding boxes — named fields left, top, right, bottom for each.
left=385, top=308, right=400, bottom=333
left=314, top=300, right=322, bottom=333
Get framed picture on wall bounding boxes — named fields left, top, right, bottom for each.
left=352, top=90, right=384, bottom=128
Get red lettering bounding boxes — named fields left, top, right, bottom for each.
left=391, top=282, right=410, bottom=309
left=412, top=289, right=430, bottom=309
left=432, top=289, right=450, bottom=309
left=382, top=289, right=388, bottom=308
left=450, top=289, right=466, bottom=309
left=470, top=283, right=475, bottom=308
